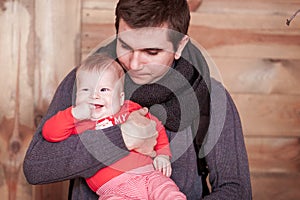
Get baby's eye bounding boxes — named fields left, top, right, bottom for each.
left=81, top=88, right=89, bottom=92
left=100, top=88, right=110, bottom=92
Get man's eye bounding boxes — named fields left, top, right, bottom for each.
left=121, top=43, right=132, bottom=50
left=147, top=50, right=159, bottom=56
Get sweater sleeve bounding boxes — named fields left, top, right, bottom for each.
left=23, top=69, right=129, bottom=184
left=203, top=80, right=252, bottom=199
left=149, top=113, right=172, bottom=157
left=42, top=107, right=77, bottom=142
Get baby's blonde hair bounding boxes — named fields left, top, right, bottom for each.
left=77, top=53, right=125, bottom=79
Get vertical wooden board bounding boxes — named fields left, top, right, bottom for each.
left=34, top=0, right=82, bottom=113
left=0, top=1, right=35, bottom=200
left=0, top=0, right=34, bottom=126
left=33, top=0, right=82, bottom=199
left=33, top=182, right=69, bottom=200
left=0, top=118, right=34, bottom=200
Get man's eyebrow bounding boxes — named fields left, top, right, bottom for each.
left=117, top=37, right=131, bottom=48
left=117, top=37, right=163, bottom=51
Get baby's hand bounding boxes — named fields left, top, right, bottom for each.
left=72, top=103, right=92, bottom=120
left=121, top=108, right=158, bottom=157
left=153, top=155, right=172, bottom=177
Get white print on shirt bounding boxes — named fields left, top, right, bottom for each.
left=95, top=113, right=128, bottom=130
left=95, top=118, right=114, bottom=130
left=114, top=113, right=128, bottom=124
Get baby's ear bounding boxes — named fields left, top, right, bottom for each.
left=120, top=92, right=125, bottom=106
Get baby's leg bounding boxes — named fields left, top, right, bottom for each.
left=148, top=171, right=186, bottom=200
left=98, top=194, right=125, bottom=200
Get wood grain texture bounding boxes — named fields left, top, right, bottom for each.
left=0, top=0, right=81, bottom=199
left=232, top=94, right=300, bottom=136
left=251, top=172, right=300, bottom=200
left=213, top=58, right=300, bottom=95
left=33, top=0, right=82, bottom=199
left=194, top=0, right=300, bottom=32
left=245, top=137, right=300, bottom=173
left=0, top=1, right=35, bottom=199
left=0, top=0, right=299, bottom=199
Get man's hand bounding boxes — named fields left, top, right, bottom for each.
left=120, top=107, right=158, bottom=156
left=72, top=103, right=92, bottom=120
left=153, top=155, right=172, bottom=177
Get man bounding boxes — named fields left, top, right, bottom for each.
left=23, top=0, right=252, bottom=199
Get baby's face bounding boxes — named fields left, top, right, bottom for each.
left=76, top=67, right=124, bottom=121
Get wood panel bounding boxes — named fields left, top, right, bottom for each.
left=251, top=172, right=300, bottom=200
left=189, top=26, right=300, bottom=59
left=33, top=0, right=82, bottom=199
left=81, top=23, right=115, bottom=59
left=245, top=137, right=300, bottom=173
left=0, top=1, right=35, bottom=199
left=232, top=94, right=300, bottom=137
left=194, top=0, right=300, bottom=32
left=34, top=0, right=82, bottom=113
left=0, top=0, right=81, bottom=199
left=83, top=0, right=118, bottom=10
left=212, top=58, right=300, bottom=95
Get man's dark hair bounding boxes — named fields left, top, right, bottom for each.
left=115, top=0, right=190, bottom=50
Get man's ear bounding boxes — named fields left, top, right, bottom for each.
left=175, top=35, right=190, bottom=60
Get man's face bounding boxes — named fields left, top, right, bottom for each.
left=76, top=67, right=124, bottom=121
left=116, top=19, right=176, bottom=85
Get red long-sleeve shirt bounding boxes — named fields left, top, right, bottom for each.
left=43, top=100, right=171, bottom=191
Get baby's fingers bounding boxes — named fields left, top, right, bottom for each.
left=164, top=165, right=172, bottom=177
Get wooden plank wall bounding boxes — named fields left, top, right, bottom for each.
left=190, top=1, right=300, bottom=199
left=0, top=0, right=299, bottom=199
left=0, top=0, right=81, bottom=199
left=81, top=0, right=300, bottom=199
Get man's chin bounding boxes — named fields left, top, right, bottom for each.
left=130, top=77, right=151, bottom=85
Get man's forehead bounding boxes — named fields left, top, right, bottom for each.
left=117, top=27, right=173, bottom=50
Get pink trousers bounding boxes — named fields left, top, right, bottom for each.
left=96, top=164, right=186, bottom=200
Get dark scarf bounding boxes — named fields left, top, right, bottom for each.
left=124, top=52, right=210, bottom=149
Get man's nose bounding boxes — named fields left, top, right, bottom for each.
left=128, top=51, right=143, bottom=71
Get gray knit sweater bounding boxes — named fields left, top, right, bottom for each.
left=23, top=41, right=252, bottom=199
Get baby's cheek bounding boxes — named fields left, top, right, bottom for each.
left=75, top=94, right=89, bottom=105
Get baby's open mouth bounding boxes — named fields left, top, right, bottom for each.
left=94, top=104, right=103, bottom=109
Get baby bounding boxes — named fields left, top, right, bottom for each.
left=42, top=53, right=186, bottom=199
